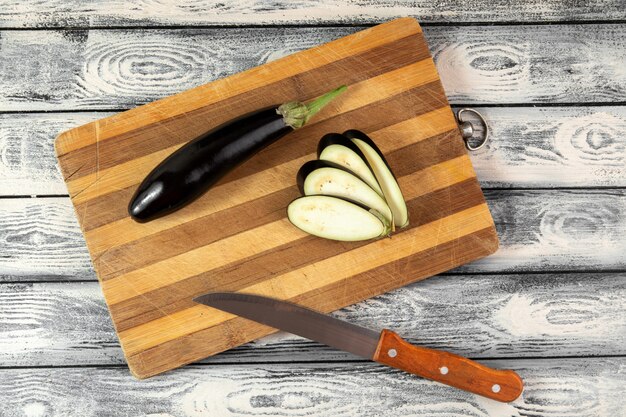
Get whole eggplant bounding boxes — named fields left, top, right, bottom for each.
left=129, top=85, right=347, bottom=222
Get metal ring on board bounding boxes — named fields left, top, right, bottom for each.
left=456, top=108, right=489, bottom=151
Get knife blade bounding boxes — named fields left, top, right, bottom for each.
left=193, top=292, right=523, bottom=402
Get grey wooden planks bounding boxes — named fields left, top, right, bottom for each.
left=470, top=107, right=626, bottom=188
left=2, top=191, right=624, bottom=281
left=0, top=198, right=92, bottom=281
left=2, top=106, right=625, bottom=196
left=0, top=282, right=118, bottom=366
left=1, top=358, right=624, bottom=416
left=2, top=273, right=624, bottom=367
left=1, top=0, right=625, bottom=27
left=0, top=28, right=355, bottom=111
left=1, top=4, right=625, bottom=413
left=0, top=113, right=101, bottom=196
left=460, top=189, right=626, bottom=273
left=2, top=25, right=626, bottom=111
left=429, top=24, right=626, bottom=104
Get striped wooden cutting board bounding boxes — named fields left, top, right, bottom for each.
left=55, top=17, right=498, bottom=379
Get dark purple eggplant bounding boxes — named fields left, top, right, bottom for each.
left=128, top=85, right=347, bottom=222
left=343, top=129, right=409, bottom=228
left=316, top=133, right=383, bottom=196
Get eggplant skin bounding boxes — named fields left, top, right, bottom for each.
left=296, top=159, right=361, bottom=195
left=317, top=132, right=378, bottom=174
left=345, top=129, right=409, bottom=228
left=342, top=129, right=394, bottom=172
left=129, top=107, right=290, bottom=222
left=316, top=133, right=366, bottom=160
left=317, top=132, right=384, bottom=196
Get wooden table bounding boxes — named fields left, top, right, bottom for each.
left=1, top=2, right=625, bottom=415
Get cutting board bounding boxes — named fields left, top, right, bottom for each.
left=55, top=17, right=498, bottom=379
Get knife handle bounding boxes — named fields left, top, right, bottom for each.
left=373, top=330, right=523, bottom=402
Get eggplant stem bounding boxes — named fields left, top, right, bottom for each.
left=278, top=85, right=347, bottom=129
left=304, top=85, right=347, bottom=123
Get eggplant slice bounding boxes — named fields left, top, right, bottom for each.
left=344, top=129, right=409, bottom=228
left=297, top=160, right=394, bottom=226
left=287, top=195, right=391, bottom=241
left=317, top=133, right=384, bottom=196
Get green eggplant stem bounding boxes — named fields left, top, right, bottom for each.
left=277, top=85, right=348, bottom=129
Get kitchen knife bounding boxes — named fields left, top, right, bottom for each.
left=193, top=292, right=523, bottom=402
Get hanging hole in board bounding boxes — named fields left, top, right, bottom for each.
left=456, top=108, right=489, bottom=151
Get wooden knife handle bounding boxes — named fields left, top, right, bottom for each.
left=373, top=329, right=523, bottom=402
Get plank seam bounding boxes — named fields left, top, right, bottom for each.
left=5, top=267, right=625, bottom=285
left=2, top=186, right=626, bottom=201
left=4, top=267, right=626, bottom=286
left=0, top=354, right=623, bottom=371
left=1, top=20, right=626, bottom=31
left=4, top=102, right=626, bottom=116
left=0, top=268, right=626, bottom=286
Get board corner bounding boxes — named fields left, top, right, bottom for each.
left=486, top=222, right=500, bottom=256
left=126, top=355, right=155, bottom=380
left=53, top=128, right=72, bottom=159
left=395, top=16, right=423, bottom=33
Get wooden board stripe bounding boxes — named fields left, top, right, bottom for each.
left=103, top=150, right=474, bottom=308
left=77, top=80, right=446, bottom=234
left=56, top=29, right=429, bottom=181
left=91, top=107, right=458, bottom=279
left=77, top=96, right=453, bottom=236
left=97, top=126, right=463, bottom=281
left=73, top=78, right=446, bottom=240
left=66, top=58, right=438, bottom=203
left=126, top=225, right=498, bottom=378
left=54, top=18, right=421, bottom=157
left=202, top=80, right=448, bottom=186
left=119, top=203, right=494, bottom=357
left=113, top=176, right=484, bottom=332
left=55, top=19, right=499, bottom=378
left=110, top=171, right=481, bottom=327
left=106, top=150, right=483, bottom=332
left=83, top=81, right=448, bottom=256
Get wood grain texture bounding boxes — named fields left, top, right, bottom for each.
left=3, top=273, right=624, bottom=367
left=2, top=190, right=624, bottom=282
left=430, top=24, right=626, bottom=104
left=0, top=358, right=624, bottom=416
left=1, top=0, right=625, bottom=27
left=3, top=106, right=625, bottom=196
left=0, top=198, right=92, bottom=281
left=52, top=18, right=502, bottom=378
left=470, top=107, right=626, bottom=188
left=0, top=27, right=351, bottom=111
left=2, top=2, right=625, bottom=415
left=373, top=329, right=524, bottom=402
left=2, top=24, right=626, bottom=111
left=0, top=282, right=119, bottom=366
left=0, top=113, right=100, bottom=196
left=462, top=189, right=626, bottom=273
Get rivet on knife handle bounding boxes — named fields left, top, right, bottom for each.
left=373, top=329, right=523, bottom=402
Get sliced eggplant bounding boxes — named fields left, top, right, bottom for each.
left=287, top=195, right=391, bottom=241
left=344, top=129, right=409, bottom=228
left=296, top=160, right=393, bottom=225
left=317, top=133, right=384, bottom=196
